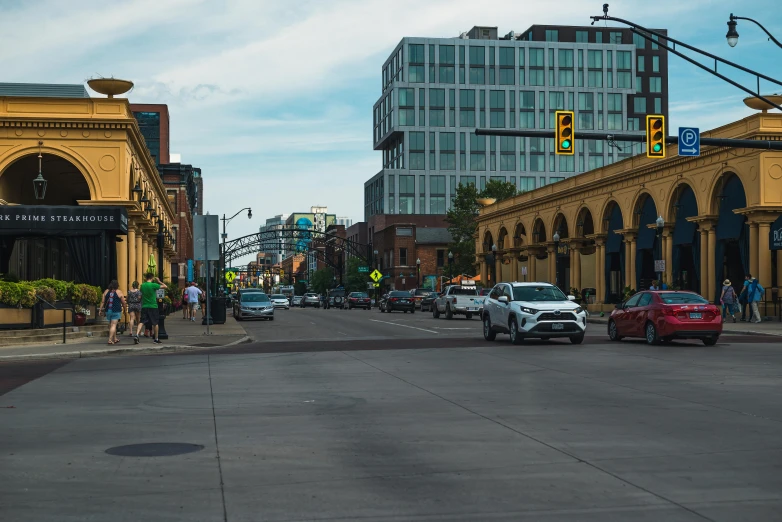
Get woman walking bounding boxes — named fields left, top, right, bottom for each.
left=100, top=280, right=126, bottom=345
left=182, top=285, right=190, bottom=320
left=720, top=279, right=737, bottom=323
left=126, top=281, right=142, bottom=338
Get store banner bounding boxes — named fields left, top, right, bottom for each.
left=0, top=205, right=128, bottom=233
left=187, top=259, right=194, bottom=281
left=770, top=215, right=782, bottom=251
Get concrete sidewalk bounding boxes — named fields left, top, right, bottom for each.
left=0, top=312, right=250, bottom=361
left=588, top=314, right=782, bottom=337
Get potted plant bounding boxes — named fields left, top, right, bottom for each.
left=71, top=284, right=101, bottom=326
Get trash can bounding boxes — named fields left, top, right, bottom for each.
left=210, top=297, right=227, bottom=324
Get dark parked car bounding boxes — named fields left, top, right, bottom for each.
left=380, top=291, right=415, bottom=313
left=325, top=289, right=346, bottom=309
left=232, top=290, right=274, bottom=321
left=346, top=292, right=372, bottom=310
left=420, top=292, right=440, bottom=312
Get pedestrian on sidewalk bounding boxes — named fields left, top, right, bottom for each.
left=99, top=280, right=126, bottom=345
left=185, top=281, right=203, bottom=322
left=739, top=274, right=751, bottom=321
left=748, top=276, right=765, bottom=323
left=182, top=285, right=190, bottom=320
left=720, top=279, right=737, bottom=323
left=126, top=281, right=142, bottom=336
left=135, top=272, right=167, bottom=344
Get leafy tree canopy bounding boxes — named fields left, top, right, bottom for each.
left=309, top=268, right=334, bottom=296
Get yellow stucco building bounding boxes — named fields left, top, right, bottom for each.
left=476, top=112, right=782, bottom=313
left=0, top=93, right=176, bottom=291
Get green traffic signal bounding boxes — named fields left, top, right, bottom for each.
left=562, top=139, right=571, bottom=149
left=653, top=143, right=662, bottom=152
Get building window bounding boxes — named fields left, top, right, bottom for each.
left=617, top=71, right=632, bottom=88
left=633, top=32, right=646, bottom=49
left=652, top=55, right=660, bottom=72
left=499, top=47, right=514, bottom=66
left=166, top=190, right=177, bottom=212
left=610, top=31, right=623, bottom=44
left=409, top=44, right=424, bottom=64
left=576, top=30, right=588, bottom=43
left=500, top=136, right=516, bottom=171
left=437, top=250, right=445, bottom=267
left=616, top=51, right=632, bottom=70
left=649, top=76, right=662, bottom=93
left=409, top=132, right=425, bottom=170
left=429, top=88, right=445, bottom=126
left=409, top=65, right=425, bottom=83
left=587, top=50, right=603, bottom=68
left=440, top=45, right=455, bottom=64
left=489, top=90, right=505, bottom=128
left=633, top=97, right=647, bottom=113
left=440, top=132, right=456, bottom=170
left=530, top=137, right=545, bottom=172
left=654, top=97, right=662, bottom=113
left=637, top=56, right=645, bottom=73
left=470, top=134, right=486, bottom=171
left=651, top=34, right=659, bottom=50
left=499, top=68, right=514, bottom=85
left=430, top=175, right=446, bottom=214
left=548, top=91, right=564, bottom=129
left=399, top=175, right=415, bottom=214
left=460, top=132, right=466, bottom=170
left=460, top=175, right=476, bottom=187
left=399, top=88, right=415, bottom=126
left=459, top=89, right=476, bottom=126
left=399, top=248, right=408, bottom=266
left=595, top=31, right=603, bottom=43
left=627, top=118, right=640, bottom=130
left=519, top=176, right=535, bottom=192
left=469, top=46, right=485, bottom=85
left=546, top=29, right=559, bottom=42
left=636, top=76, right=643, bottom=93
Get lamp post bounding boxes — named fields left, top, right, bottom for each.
left=553, top=230, right=561, bottom=290
left=221, top=208, right=252, bottom=292
left=447, top=250, right=453, bottom=285
left=32, top=141, right=48, bottom=200
left=416, top=258, right=421, bottom=287
left=726, top=13, right=782, bottom=49
left=491, top=243, right=497, bottom=284
left=655, top=215, right=665, bottom=287
left=154, top=214, right=169, bottom=340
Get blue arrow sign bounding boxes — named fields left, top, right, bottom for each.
left=678, top=127, right=700, bottom=157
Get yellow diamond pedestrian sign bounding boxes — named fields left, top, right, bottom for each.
left=370, top=269, right=383, bottom=283
left=225, top=271, right=236, bottom=283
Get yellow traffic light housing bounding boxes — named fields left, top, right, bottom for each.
left=555, top=111, right=575, bottom=155
left=646, top=115, right=665, bottom=158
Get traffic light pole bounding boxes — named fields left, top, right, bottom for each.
left=474, top=129, right=782, bottom=151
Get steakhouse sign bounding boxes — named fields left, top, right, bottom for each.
left=0, top=206, right=128, bottom=233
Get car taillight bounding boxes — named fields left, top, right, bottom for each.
left=661, top=306, right=677, bottom=316
left=390, top=298, right=398, bottom=302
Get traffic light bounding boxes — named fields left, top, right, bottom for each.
left=646, top=115, right=665, bottom=158
left=555, top=111, right=575, bottom=155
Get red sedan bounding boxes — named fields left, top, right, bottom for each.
left=608, top=291, right=722, bottom=346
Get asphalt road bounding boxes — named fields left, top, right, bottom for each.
left=1, top=307, right=781, bottom=521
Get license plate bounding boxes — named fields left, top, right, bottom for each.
left=467, top=307, right=477, bottom=311
left=552, top=323, right=564, bottom=330
left=400, top=300, right=408, bottom=303
left=689, top=313, right=702, bottom=319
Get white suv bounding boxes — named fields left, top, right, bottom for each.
left=482, top=282, right=587, bottom=345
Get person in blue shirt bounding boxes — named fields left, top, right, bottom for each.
left=747, top=276, right=765, bottom=323
left=738, top=274, right=751, bottom=321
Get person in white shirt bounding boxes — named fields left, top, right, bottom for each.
left=185, top=282, right=203, bottom=322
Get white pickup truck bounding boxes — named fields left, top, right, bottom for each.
left=433, top=282, right=483, bottom=320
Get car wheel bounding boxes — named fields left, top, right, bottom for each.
left=433, top=305, right=440, bottom=319
left=483, top=315, right=497, bottom=341
left=403, top=310, right=408, bottom=314
left=608, top=320, right=623, bottom=341
left=411, top=308, right=415, bottom=314
left=570, top=333, right=585, bottom=344
left=465, top=313, right=472, bottom=320
left=703, top=336, right=718, bottom=346
left=645, top=322, right=660, bottom=345
left=509, top=317, right=524, bottom=345
left=445, top=305, right=453, bottom=320
left=269, top=317, right=274, bottom=321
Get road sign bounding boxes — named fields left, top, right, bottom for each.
left=358, top=266, right=370, bottom=273
left=370, top=269, right=383, bottom=282
left=522, top=266, right=527, bottom=276
left=280, top=270, right=285, bottom=277
left=225, top=271, right=236, bottom=283
left=678, top=127, right=700, bottom=157
left=373, top=282, right=380, bottom=288
left=654, top=260, right=666, bottom=273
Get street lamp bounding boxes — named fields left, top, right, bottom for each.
left=655, top=215, right=665, bottom=287
left=221, top=208, right=252, bottom=292
left=726, top=13, right=782, bottom=49
left=553, top=230, right=561, bottom=290
left=416, top=258, right=421, bottom=287
left=491, top=243, right=497, bottom=283
left=447, top=250, right=454, bottom=284
left=32, top=141, right=47, bottom=200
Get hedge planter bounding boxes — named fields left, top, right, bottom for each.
left=0, top=304, right=33, bottom=330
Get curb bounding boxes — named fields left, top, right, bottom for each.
left=587, top=318, right=782, bottom=337
left=0, top=335, right=252, bottom=362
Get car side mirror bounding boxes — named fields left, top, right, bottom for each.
left=498, top=296, right=509, bottom=304
left=567, top=295, right=576, bottom=302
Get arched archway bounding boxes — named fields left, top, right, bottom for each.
left=0, top=153, right=91, bottom=205
left=632, top=193, right=660, bottom=291
left=670, top=183, right=700, bottom=292
left=532, top=218, right=546, bottom=244
left=713, top=173, right=748, bottom=303
left=497, top=227, right=509, bottom=251
left=602, top=201, right=625, bottom=302
left=512, top=222, right=526, bottom=248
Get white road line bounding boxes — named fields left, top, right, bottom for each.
left=432, top=327, right=475, bottom=330
left=369, top=319, right=439, bottom=334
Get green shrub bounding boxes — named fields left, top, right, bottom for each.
left=17, top=283, right=36, bottom=308
left=71, top=284, right=101, bottom=305
left=35, top=285, right=56, bottom=304
left=0, top=282, right=21, bottom=306
left=30, top=279, right=72, bottom=301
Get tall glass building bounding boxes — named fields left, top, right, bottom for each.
left=364, top=25, right=668, bottom=220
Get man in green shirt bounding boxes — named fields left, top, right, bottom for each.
left=136, top=272, right=167, bottom=344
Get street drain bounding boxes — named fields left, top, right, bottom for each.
left=105, top=443, right=204, bottom=457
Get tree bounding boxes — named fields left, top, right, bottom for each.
left=345, top=257, right=370, bottom=294
left=294, top=281, right=307, bottom=296
left=445, top=180, right=517, bottom=278
left=310, top=268, right=333, bottom=296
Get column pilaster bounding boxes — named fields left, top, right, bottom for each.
left=127, top=227, right=136, bottom=287
left=663, top=227, right=673, bottom=288
left=117, top=236, right=128, bottom=292
left=750, top=222, right=759, bottom=278
left=511, top=255, right=519, bottom=282
left=707, top=228, right=717, bottom=302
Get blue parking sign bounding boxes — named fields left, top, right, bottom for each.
left=678, top=127, right=700, bottom=157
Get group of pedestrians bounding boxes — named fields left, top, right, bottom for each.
left=181, top=281, right=204, bottom=321
left=720, top=273, right=765, bottom=323
left=98, top=272, right=168, bottom=345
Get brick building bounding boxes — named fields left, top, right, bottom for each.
left=282, top=254, right=306, bottom=286
left=159, top=163, right=198, bottom=287
left=368, top=215, right=452, bottom=291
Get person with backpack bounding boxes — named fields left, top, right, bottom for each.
left=720, top=279, right=737, bottom=323
left=748, top=276, right=765, bottom=323
left=738, top=274, right=751, bottom=321
left=99, top=280, right=126, bottom=345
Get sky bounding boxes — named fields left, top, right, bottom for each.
left=1, top=0, right=780, bottom=265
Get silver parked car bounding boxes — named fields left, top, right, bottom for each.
left=270, top=294, right=290, bottom=309
left=292, top=295, right=303, bottom=307
left=301, top=293, right=321, bottom=308
left=232, top=290, right=274, bottom=321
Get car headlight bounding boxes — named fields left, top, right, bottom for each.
left=574, top=306, right=584, bottom=314
left=520, top=306, right=538, bottom=315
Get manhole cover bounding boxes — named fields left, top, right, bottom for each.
left=105, top=443, right=204, bottom=457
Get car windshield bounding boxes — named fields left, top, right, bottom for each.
left=242, top=293, right=270, bottom=303
left=512, top=285, right=568, bottom=302
left=658, top=292, right=709, bottom=304
left=350, top=292, right=368, bottom=298
left=389, top=291, right=411, bottom=297
left=450, top=287, right=478, bottom=295
left=271, top=295, right=286, bottom=299
left=413, top=289, right=430, bottom=296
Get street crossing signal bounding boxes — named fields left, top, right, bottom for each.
left=646, top=115, right=666, bottom=158
left=555, top=111, right=575, bottom=155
